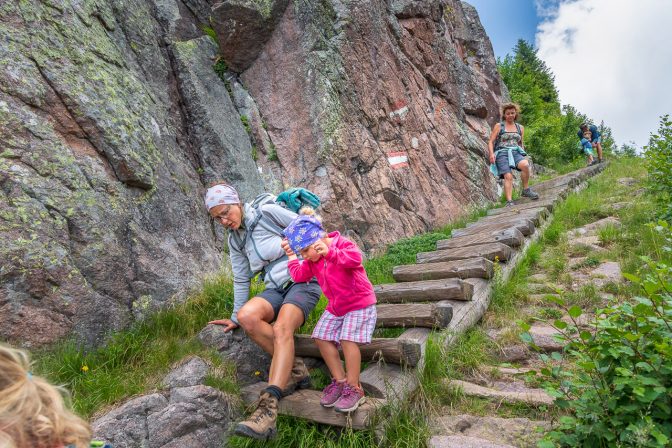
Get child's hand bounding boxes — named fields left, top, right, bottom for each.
left=281, top=238, right=296, bottom=258
left=312, top=240, right=329, bottom=257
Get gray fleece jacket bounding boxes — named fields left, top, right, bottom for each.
left=228, top=202, right=297, bottom=324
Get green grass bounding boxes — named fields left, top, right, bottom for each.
left=35, top=274, right=241, bottom=417
left=32, top=156, right=666, bottom=444
left=363, top=206, right=488, bottom=285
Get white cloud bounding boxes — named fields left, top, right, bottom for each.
left=535, top=0, right=672, bottom=147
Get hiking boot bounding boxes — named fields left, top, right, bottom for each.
left=334, top=384, right=366, bottom=413
left=320, top=379, right=345, bottom=407
left=282, top=357, right=311, bottom=396
left=521, top=188, right=539, bottom=200
left=234, top=391, right=278, bottom=440
left=505, top=200, right=515, bottom=208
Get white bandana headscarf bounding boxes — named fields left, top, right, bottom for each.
left=204, top=184, right=240, bottom=210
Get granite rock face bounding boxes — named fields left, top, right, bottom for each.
left=219, top=0, right=504, bottom=251
left=2, top=0, right=506, bottom=347
left=0, top=0, right=261, bottom=347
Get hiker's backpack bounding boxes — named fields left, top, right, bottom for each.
left=495, top=121, right=522, bottom=150
left=228, top=187, right=321, bottom=280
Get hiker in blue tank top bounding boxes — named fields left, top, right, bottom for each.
left=577, top=122, right=603, bottom=163
left=488, top=103, right=539, bottom=207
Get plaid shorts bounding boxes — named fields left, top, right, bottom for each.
left=311, top=304, right=377, bottom=345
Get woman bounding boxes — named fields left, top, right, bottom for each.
left=205, top=182, right=321, bottom=441
left=488, top=103, right=539, bottom=206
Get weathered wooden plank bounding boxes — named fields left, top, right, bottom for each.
left=360, top=328, right=430, bottom=400
left=374, top=278, right=473, bottom=303
left=475, top=207, right=548, bottom=226
left=453, top=219, right=535, bottom=237
left=293, top=334, right=422, bottom=366
left=392, top=257, right=493, bottom=282
left=436, top=228, right=525, bottom=249
left=375, top=302, right=453, bottom=328
left=416, top=243, right=512, bottom=264
left=487, top=198, right=556, bottom=216
left=241, top=382, right=384, bottom=429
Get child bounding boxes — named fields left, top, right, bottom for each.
left=281, top=209, right=377, bottom=413
left=581, top=130, right=596, bottom=166
left=0, top=343, right=95, bottom=448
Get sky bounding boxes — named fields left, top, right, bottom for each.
left=467, top=0, right=672, bottom=148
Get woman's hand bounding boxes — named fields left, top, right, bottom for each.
left=208, top=318, right=238, bottom=332
left=489, top=152, right=495, bottom=164
left=312, top=240, right=330, bottom=257
left=281, top=238, right=296, bottom=258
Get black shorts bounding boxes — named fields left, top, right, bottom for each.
left=258, top=280, right=322, bottom=324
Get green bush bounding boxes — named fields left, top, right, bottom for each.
left=523, top=222, right=672, bottom=447
left=644, top=114, right=672, bottom=219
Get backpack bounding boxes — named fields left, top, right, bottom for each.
left=495, top=121, right=522, bottom=151
left=228, top=188, right=321, bottom=280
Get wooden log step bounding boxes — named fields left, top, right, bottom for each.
left=376, top=301, right=453, bottom=328
left=416, top=243, right=512, bottom=264
left=240, top=382, right=384, bottom=429
left=393, top=257, right=493, bottom=282
left=374, top=278, right=474, bottom=303
left=293, top=334, right=423, bottom=366
left=476, top=207, right=548, bottom=226
left=453, top=219, right=535, bottom=237
left=360, top=328, right=429, bottom=399
left=486, top=198, right=556, bottom=216
left=436, top=228, right=525, bottom=249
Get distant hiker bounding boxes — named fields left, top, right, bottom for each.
left=281, top=208, right=377, bottom=414
left=204, top=182, right=322, bottom=440
left=0, top=343, right=98, bottom=448
left=580, top=130, right=596, bottom=166
left=577, top=122, right=603, bottom=163
left=488, top=103, right=539, bottom=207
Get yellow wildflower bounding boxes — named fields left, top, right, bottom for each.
left=81, top=365, right=89, bottom=372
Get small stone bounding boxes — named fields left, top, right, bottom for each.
left=432, top=414, right=549, bottom=448
left=617, top=177, right=637, bottom=186
left=430, top=435, right=516, bottom=448
left=567, top=217, right=621, bottom=238
left=527, top=273, right=548, bottom=283
left=528, top=324, right=564, bottom=352
left=163, top=357, right=210, bottom=389
left=492, top=345, right=530, bottom=363
left=590, top=262, right=622, bottom=284
left=609, top=202, right=632, bottom=210
left=446, top=379, right=554, bottom=406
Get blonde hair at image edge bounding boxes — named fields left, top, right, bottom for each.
left=0, top=344, right=91, bottom=448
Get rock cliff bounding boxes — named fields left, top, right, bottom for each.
left=213, top=0, right=504, bottom=250
left=0, top=0, right=505, bottom=347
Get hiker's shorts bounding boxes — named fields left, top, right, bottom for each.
left=495, top=149, right=526, bottom=178
left=312, top=305, right=377, bottom=346
left=592, top=136, right=602, bottom=144
left=258, top=280, right=321, bottom=324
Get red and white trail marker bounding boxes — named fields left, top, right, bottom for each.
left=387, top=151, right=409, bottom=169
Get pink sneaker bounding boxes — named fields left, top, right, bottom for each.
left=334, top=384, right=365, bottom=413
left=320, top=379, right=345, bottom=407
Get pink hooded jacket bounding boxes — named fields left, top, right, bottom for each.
left=287, top=231, right=376, bottom=317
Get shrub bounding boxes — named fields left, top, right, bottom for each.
left=644, top=114, right=672, bottom=220
left=523, top=222, right=672, bottom=447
